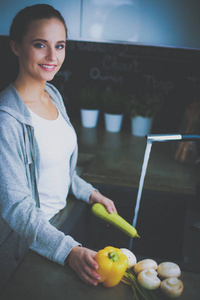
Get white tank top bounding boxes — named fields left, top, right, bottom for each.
left=28, top=108, right=77, bottom=220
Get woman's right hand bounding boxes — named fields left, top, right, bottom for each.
left=67, top=246, right=101, bottom=286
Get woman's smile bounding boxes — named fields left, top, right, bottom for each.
left=39, top=64, right=57, bottom=71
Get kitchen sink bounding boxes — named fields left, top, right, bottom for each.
left=60, top=183, right=200, bottom=273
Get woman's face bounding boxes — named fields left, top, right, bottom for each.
left=13, top=18, right=66, bottom=83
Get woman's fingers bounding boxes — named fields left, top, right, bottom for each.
left=67, top=246, right=100, bottom=286
left=89, top=190, right=118, bottom=214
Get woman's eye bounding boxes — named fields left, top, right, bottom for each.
left=34, top=43, right=45, bottom=48
left=56, top=44, right=65, bottom=50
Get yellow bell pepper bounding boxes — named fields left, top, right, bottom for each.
left=94, top=246, right=128, bottom=287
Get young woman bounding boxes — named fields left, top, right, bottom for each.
left=0, top=4, right=117, bottom=289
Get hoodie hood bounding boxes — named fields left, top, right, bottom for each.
left=0, top=83, right=70, bottom=126
left=0, top=84, right=33, bottom=126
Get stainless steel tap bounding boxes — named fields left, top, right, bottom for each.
left=146, top=134, right=200, bottom=143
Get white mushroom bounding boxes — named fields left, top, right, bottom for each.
left=160, top=277, right=184, bottom=298
left=157, top=262, right=181, bottom=279
left=120, top=248, right=137, bottom=268
left=137, top=268, right=161, bottom=290
left=134, top=259, right=158, bottom=274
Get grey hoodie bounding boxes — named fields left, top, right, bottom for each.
left=0, top=83, right=95, bottom=287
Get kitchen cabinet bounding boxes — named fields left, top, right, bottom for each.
left=0, top=0, right=200, bottom=49
left=0, top=0, right=81, bottom=40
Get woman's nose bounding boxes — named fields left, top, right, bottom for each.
left=46, top=47, right=56, bottom=61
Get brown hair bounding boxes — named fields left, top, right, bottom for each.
left=9, top=4, right=67, bottom=43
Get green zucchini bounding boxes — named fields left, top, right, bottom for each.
left=91, top=203, right=140, bottom=238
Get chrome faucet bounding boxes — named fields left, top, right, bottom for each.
left=146, top=134, right=200, bottom=143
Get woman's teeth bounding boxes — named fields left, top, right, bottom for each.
left=40, top=65, right=55, bottom=69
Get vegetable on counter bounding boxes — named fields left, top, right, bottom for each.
left=94, top=246, right=128, bottom=287
left=137, top=268, right=161, bottom=290
left=121, top=258, right=184, bottom=299
left=120, top=248, right=137, bottom=268
left=121, top=268, right=163, bottom=300
left=134, top=259, right=158, bottom=274
left=157, top=262, right=181, bottom=279
left=160, top=277, right=184, bottom=298
left=91, top=203, right=140, bottom=238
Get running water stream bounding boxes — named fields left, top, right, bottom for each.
left=129, top=141, right=153, bottom=250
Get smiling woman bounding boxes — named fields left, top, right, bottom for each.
left=0, top=4, right=118, bottom=290
left=10, top=18, right=66, bottom=87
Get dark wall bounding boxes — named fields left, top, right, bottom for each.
left=0, top=36, right=19, bottom=92
left=1, top=36, right=200, bottom=132
left=53, top=41, right=200, bottom=132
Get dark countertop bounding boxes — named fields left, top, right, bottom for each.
left=1, top=245, right=200, bottom=300
left=77, top=127, right=200, bottom=196
left=1, top=126, right=200, bottom=299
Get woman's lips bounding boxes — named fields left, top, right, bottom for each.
left=39, top=64, right=56, bottom=71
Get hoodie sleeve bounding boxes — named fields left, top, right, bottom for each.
left=0, top=112, right=80, bottom=266
left=70, top=170, right=97, bottom=203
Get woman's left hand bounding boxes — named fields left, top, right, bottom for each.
left=89, top=190, right=118, bottom=214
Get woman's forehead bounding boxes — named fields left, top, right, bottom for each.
left=23, top=18, right=66, bottom=41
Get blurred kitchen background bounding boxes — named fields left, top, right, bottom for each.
left=0, top=0, right=200, bottom=136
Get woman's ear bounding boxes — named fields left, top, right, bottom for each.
left=10, top=40, right=21, bottom=56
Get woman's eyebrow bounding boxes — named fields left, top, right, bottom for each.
left=57, top=40, right=66, bottom=44
left=31, top=39, right=66, bottom=44
left=31, top=38, right=48, bottom=43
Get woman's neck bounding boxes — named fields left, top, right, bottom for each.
left=13, top=77, right=47, bottom=104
